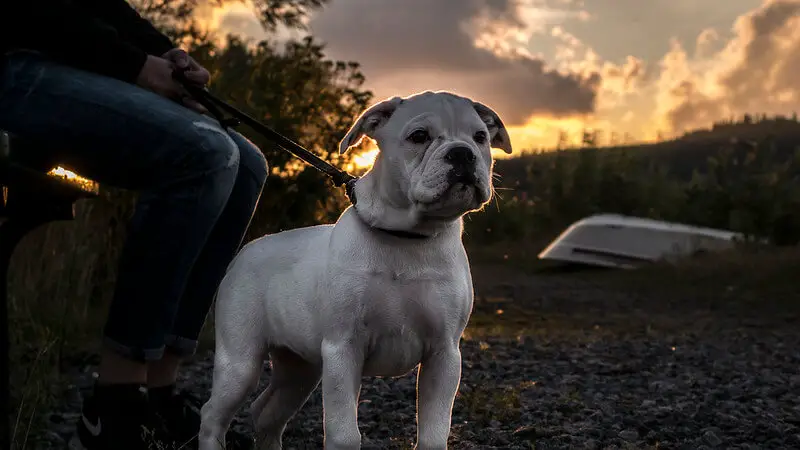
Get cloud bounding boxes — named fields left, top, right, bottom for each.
left=217, top=7, right=269, bottom=42
left=195, top=1, right=305, bottom=47
left=199, top=0, right=786, bottom=149
left=694, top=28, right=721, bottom=58
left=307, top=0, right=602, bottom=125
left=546, top=24, right=648, bottom=111
left=655, top=0, right=800, bottom=133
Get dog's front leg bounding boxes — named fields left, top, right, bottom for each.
left=415, top=346, right=462, bottom=450
left=321, top=339, right=363, bottom=450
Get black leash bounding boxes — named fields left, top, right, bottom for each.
left=173, top=70, right=432, bottom=239
left=172, top=70, right=359, bottom=204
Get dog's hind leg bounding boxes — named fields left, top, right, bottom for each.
left=250, top=348, right=322, bottom=450
left=198, top=351, right=263, bottom=449
left=198, top=279, right=267, bottom=450
left=198, top=341, right=265, bottom=450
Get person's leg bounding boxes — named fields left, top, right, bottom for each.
left=0, top=51, right=241, bottom=447
left=148, top=133, right=268, bottom=388
left=147, top=135, right=268, bottom=446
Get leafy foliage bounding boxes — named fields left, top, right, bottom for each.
left=132, top=0, right=373, bottom=232
left=247, top=0, right=329, bottom=31
left=133, top=0, right=330, bottom=39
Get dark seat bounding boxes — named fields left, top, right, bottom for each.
left=0, top=130, right=100, bottom=448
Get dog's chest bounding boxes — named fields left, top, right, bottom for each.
left=357, top=270, right=466, bottom=377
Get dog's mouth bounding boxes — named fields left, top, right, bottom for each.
left=412, top=165, right=491, bottom=209
left=450, top=170, right=492, bottom=204
left=448, top=170, right=477, bottom=186
left=417, top=179, right=485, bottom=210
left=452, top=180, right=482, bottom=198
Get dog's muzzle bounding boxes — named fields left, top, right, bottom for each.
left=445, top=146, right=477, bottom=185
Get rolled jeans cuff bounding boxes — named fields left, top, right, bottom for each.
left=164, top=334, right=199, bottom=358
left=103, top=337, right=165, bottom=362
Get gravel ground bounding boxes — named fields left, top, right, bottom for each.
left=38, top=264, right=800, bottom=449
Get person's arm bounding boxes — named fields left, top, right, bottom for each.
left=77, top=0, right=176, bottom=57
left=5, top=0, right=151, bottom=83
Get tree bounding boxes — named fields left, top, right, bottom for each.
left=556, top=130, right=569, bottom=149
left=131, top=0, right=374, bottom=233
left=593, top=129, right=604, bottom=147
left=132, top=0, right=331, bottom=39
left=249, top=0, right=329, bottom=31
left=581, top=129, right=596, bottom=147
left=191, top=36, right=373, bottom=234
left=623, top=132, right=633, bottom=144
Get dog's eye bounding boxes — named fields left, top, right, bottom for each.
left=473, top=131, right=488, bottom=144
left=408, top=129, right=430, bottom=144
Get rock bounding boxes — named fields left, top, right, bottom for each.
left=618, top=429, right=639, bottom=441
left=703, top=428, right=723, bottom=446
left=512, top=424, right=537, bottom=437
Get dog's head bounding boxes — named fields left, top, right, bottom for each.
left=340, top=91, right=512, bottom=235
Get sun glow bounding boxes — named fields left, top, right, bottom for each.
left=47, top=166, right=100, bottom=193
left=342, top=111, right=658, bottom=171
left=351, top=147, right=379, bottom=170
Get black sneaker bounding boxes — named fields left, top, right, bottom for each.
left=68, top=382, right=166, bottom=450
left=149, top=385, right=201, bottom=449
left=149, top=385, right=253, bottom=450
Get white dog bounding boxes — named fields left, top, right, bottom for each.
left=197, top=91, right=512, bottom=450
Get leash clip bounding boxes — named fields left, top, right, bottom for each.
left=344, top=178, right=358, bottom=205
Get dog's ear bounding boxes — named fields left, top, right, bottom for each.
left=472, top=101, right=512, bottom=154
left=339, top=97, right=403, bottom=154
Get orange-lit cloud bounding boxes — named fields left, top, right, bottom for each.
left=654, top=0, right=800, bottom=134
left=194, top=0, right=799, bottom=152
left=307, top=0, right=602, bottom=126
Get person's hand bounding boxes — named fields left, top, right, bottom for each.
left=162, top=48, right=211, bottom=87
left=135, top=54, right=207, bottom=114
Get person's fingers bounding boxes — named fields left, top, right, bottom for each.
left=175, top=53, right=190, bottom=70
left=164, top=48, right=191, bottom=69
left=183, top=69, right=210, bottom=85
left=158, top=64, right=207, bottom=114
left=173, top=83, right=208, bottom=114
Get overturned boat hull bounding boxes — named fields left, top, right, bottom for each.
left=538, top=214, right=745, bottom=269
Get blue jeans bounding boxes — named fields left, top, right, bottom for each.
left=0, top=51, right=268, bottom=361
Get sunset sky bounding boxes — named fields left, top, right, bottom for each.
left=194, top=0, right=800, bottom=155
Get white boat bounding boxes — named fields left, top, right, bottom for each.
left=537, top=214, right=746, bottom=269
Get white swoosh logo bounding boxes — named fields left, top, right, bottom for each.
left=82, top=415, right=102, bottom=437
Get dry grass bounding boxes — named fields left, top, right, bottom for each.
left=8, top=191, right=132, bottom=449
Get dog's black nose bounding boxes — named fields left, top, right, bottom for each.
left=445, top=146, right=476, bottom=167
left=446, top=146, right=477, bottom=184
